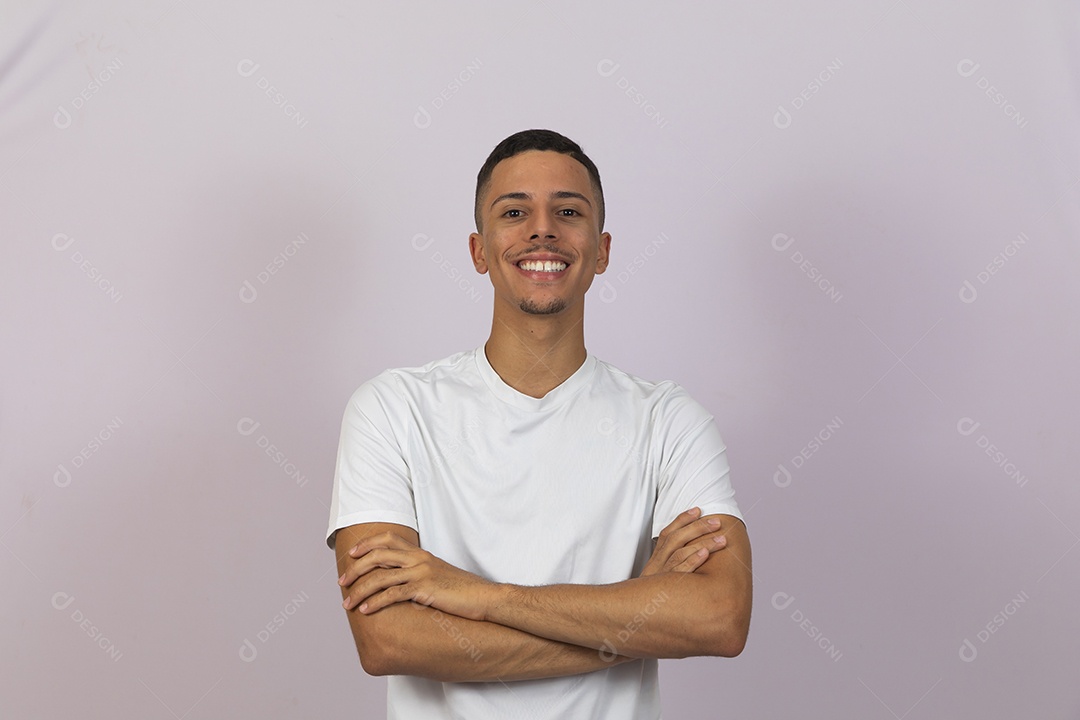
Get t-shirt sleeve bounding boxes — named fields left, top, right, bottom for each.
left=651, top=384, right=743, bottom=540
left=325, top=372, right=418, bottom=550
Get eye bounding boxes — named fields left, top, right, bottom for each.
left=559, top=208, right=579, bottom=216
left=503, top=209, right=523, bottom=218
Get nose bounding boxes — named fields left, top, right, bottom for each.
left=527, top=212, right=556, bottom=241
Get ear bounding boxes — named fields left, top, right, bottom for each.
left=468, top=232, right=488, bottom=274
left=595, top=232, right=611, bottom=274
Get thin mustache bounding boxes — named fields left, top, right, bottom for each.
left=513, top=246, right=574, bottom=263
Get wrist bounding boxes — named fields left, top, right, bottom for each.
left=485, top=582, right=519, bottom=624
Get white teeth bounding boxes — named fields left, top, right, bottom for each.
left=519, top=259, right=567, bottom=272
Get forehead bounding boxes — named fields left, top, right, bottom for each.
left=487, top=150, right=593, bottom=197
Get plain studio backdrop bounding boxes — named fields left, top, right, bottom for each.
left=2, top=1, right=1078, bottom=717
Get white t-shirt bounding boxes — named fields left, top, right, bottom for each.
left=326, top=344, right=743, bottom=720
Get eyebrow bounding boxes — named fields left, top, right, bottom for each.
left=489, top=190, right=593, bottom=210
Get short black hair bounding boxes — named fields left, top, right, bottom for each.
left=474, top=129, right=605, bottom=233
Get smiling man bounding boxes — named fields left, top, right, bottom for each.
left=327, top=129, right=751, bottom=719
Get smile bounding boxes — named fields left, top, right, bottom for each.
left=517, top=259, right=568, bottom=273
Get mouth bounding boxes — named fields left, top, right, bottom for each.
left=515, top=258, right=570, bottom=279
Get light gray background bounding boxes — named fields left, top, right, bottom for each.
left=3, top=1, right=1078, bottom=717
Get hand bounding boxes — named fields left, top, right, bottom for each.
left=338, top=531, right=497, bottom=621
left=639, top=507, right=728, bottom=578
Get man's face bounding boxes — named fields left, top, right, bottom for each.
left=469, top=150, right=611, bottom=317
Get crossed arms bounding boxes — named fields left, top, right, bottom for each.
left=332, top=508, right=752, bottom=682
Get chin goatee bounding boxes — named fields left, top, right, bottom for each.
left=519, top=298, right=567, bottom=315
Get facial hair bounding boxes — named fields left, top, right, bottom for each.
left=519, top=297, right=567, bottom=315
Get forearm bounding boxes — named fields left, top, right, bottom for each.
left=487, top=573, right=737, bottom=659
left=359, top=600, right=635, bottom=682
left=341, top=515, right=749, bottom=672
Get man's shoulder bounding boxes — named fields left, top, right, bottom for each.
left=349, top=347, right=479, bottom=403
left=384, top=346, right=477, bottom=382
left=591, top=356, right=686, bottom=401
left=591, top=356, right=715, bottom=423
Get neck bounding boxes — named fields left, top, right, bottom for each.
left=483, top=302, right=587, bottom=399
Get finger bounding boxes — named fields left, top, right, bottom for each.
left=656, top=507, right=703, bottom=542
left=665, top=515, right=724, bottom=551
left=357, top=583, right=412, bottom=614
left=351, top=530, right=418, bottom=556
left=669, top=547, right=710, bottom=573
left=339, top=548, right=411, bottom=587
left=664, top=545, right=703, bottom=572
left=665, top=534, right=722, bottom=569
left=652, top=507, right=704, bottom=552
left=340, top=548, right=410, bottom=586
left=349, top=531, right=412, bottom=558
left=343, top=566, right=408, bottom=611
left=665, top=534, right=728, bottom=572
